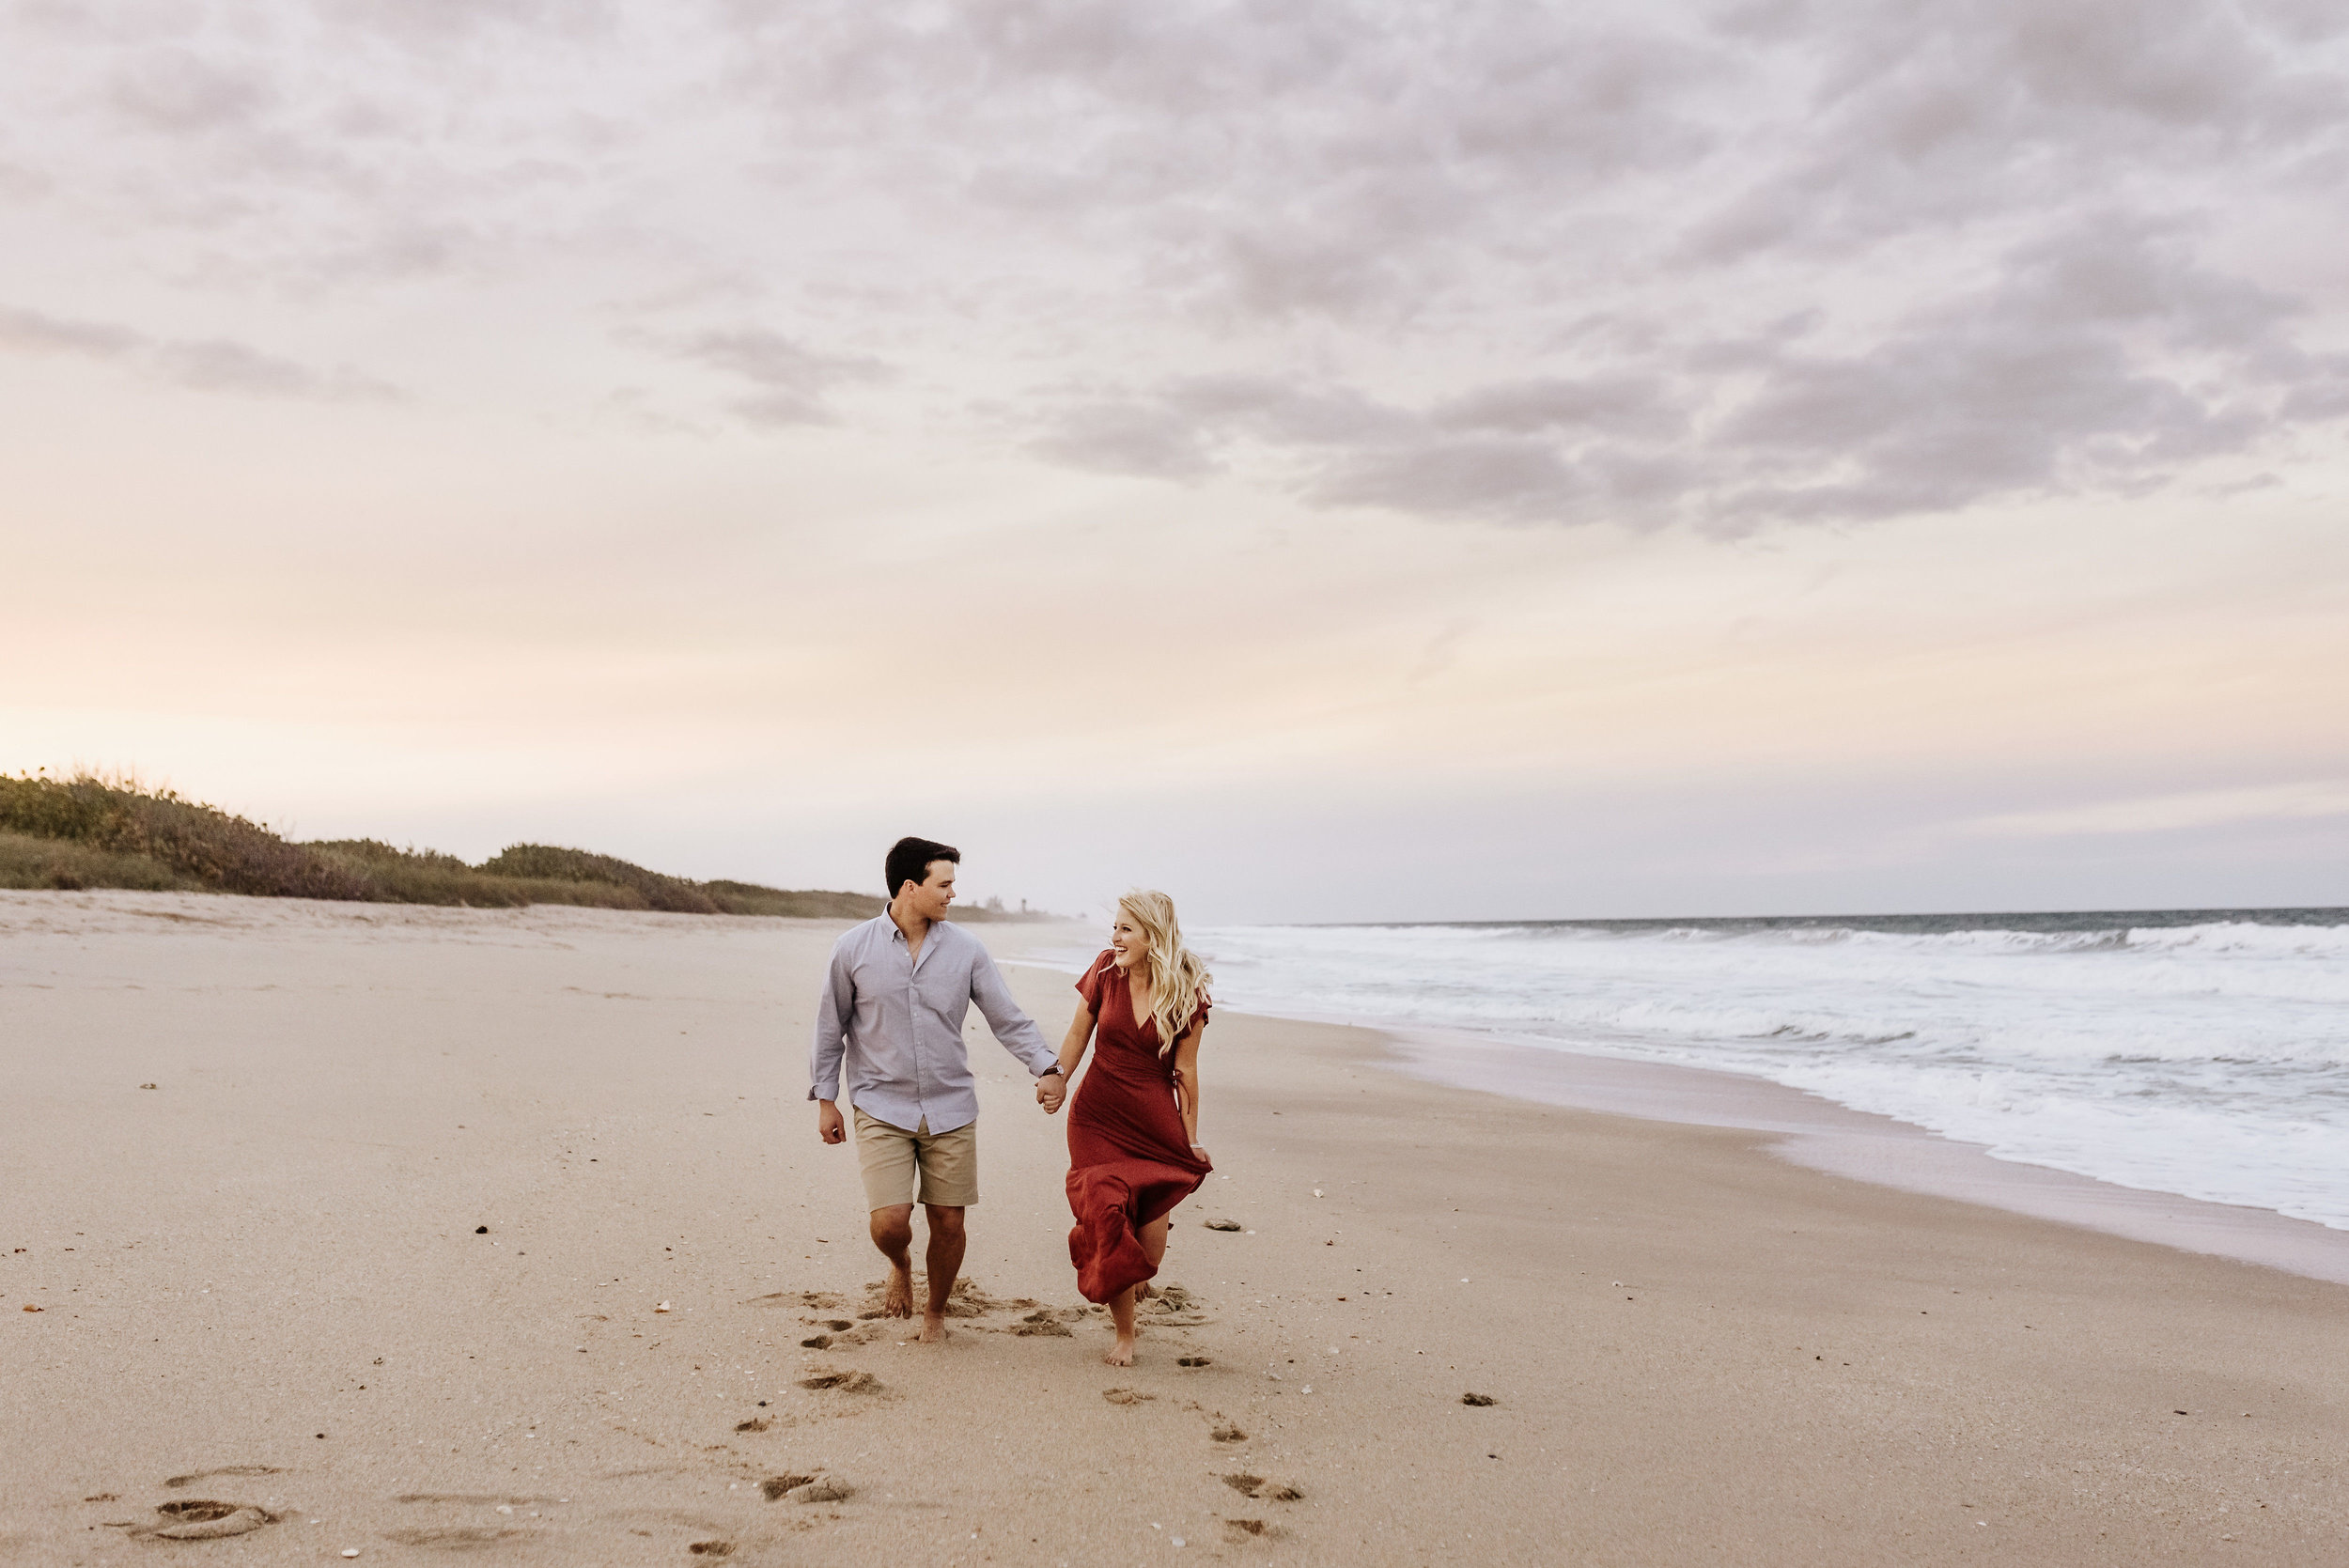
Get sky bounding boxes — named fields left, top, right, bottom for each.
left=3, top=0, right=2346, bottom=924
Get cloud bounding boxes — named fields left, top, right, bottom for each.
left=1959, top=781, right=2349, bottom=838
left=1702, top=219, right=2348, bottom=522
left=6, top=0, right=2349, bottom=534
left=0, top=304, right=402, bottom=402
left=1432, top=377, right=1688, bottom=442
left=317, top=0, right=620, bottom=48
left=672, top=328, right=890, bottom=427
left=108, top=48, right=275, bottom=133
left=0, top=305, right=139, bottom=358
left=717, top=0, right=1729, bottom=322
left=1691, top=0, right=2349, bottom=258
left=1028, top=397, right=1219, bottom=480
left=156, top=338, right=400, bottom=400
left=1024, top=220, right=2349, bottom=531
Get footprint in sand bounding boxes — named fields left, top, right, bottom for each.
left=1209, top=1421, right=1247, bottom=1442
left=804, top=1319, right=884, bottom=1347
left=734, top=1418, right=771, bottom=1433
left=798, top=1370, right=880, bottom=1392
left=1177, top=1356, right=1211, bottom=1367
left=381, top=1527, right=522, bottom=1548
left=1011, top=1311, right=1074, bottom=1338
left=1143, top=1282, right=1211, bottom=1326
left=1221, top=1474, right=1302, bottom=1501
left=859, top=1276, right=1035, bottom=1321
left=1101, top=1388, right=1155, bottom=1405
left=163, top=1465, right=286, bottom=1489
left=1224, top=1518, right=1283, bottom=1542
left=689, top=1542, right=736, bottom=1556
left=145, top=1500, right=276, bottom=1540
left=761, top=1474, right=852, bottom=1503
left=1461, top=1391, right=1498, bottom=1406
left=751, top=1290, right=847, bottom=1311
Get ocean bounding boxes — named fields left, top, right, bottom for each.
left=1034, top=908, right=2349, bottom=1233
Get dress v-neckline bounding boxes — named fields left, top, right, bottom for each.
left=1125, top=970, right=1155, bottom=1036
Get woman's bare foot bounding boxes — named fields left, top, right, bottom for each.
left=1105, top=1281, right=1141, bottom=1362
left=917, top=1312, right=949, bottom=1344
left=1136, top=1282, right=1157, bottom=1301
left=882, top=1266, right=914, bottom=1318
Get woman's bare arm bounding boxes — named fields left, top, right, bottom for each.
left=1170, top=1022, right=1206, bottom=1151
left=1040, top=1003, right=1096, bottom=1114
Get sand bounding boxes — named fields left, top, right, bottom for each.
left=3, top=891, right=2344, bottom=1565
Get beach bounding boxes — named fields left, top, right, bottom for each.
left=4, top=893, right=2345, bottom=1565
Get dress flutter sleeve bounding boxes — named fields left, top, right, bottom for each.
left=1074, top=951, right=1113, bottom=1012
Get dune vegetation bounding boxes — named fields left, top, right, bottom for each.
left=0, top=771, right=1000, bottom=919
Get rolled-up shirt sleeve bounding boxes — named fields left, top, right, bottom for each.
left=970, top=949, right=1058, bottom=1076
left=809, top=940, right=853, bottom=1102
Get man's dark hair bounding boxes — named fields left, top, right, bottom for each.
left=884, top=836, right=959, bottom=899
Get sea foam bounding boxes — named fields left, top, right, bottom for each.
left=1037, top=911, right=2349, bottom=1232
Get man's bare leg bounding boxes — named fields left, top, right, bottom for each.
left=918, top=1203, right=966, bottom=1343
left=869, top=1203, right=916, bottom=1318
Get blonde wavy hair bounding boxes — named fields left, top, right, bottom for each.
left=1117, top=889, right=1212, bottom=1058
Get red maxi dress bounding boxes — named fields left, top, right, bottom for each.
left=1065, top=951, right=1212, bottom=1303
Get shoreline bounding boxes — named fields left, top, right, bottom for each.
left=1372, top=1026, right=2349, bottom=1288
left=1000, top=943, right=2349, bottom=1289
left=8, top=893, right=2345, bottom=1564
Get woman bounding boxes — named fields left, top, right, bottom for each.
left=1041, top=889, right=1213, bottom=1366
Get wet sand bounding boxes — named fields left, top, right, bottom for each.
left=2, top=893, right=2344, bottom=1564
left=1378, top=1029, right=2349, bottom=1287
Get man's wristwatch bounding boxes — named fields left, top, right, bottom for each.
left=1039, top=1065, right=1065, bottom=1077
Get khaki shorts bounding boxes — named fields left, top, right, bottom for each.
left=853, top=1107, right=979, bottom=1210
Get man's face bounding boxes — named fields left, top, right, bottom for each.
left=900, top=860, right=957, bottom=921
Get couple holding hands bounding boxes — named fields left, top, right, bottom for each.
left=809, top=836, right=1214, bottom=1366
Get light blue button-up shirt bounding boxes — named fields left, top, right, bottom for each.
left=809, top=911, right=1057, bottom=1135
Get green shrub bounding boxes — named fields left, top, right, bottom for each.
left=0, top=771, right=997, bottom=918
left=477, top=844, right=722, bottom=914
left=0, top=830, right=200, bottom=892
left=0, top=774, right=371, bottom=899
left=703, top=880, right=884, bottom=919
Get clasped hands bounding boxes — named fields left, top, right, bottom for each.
left=1035, top=1069, right=1067, bottom=1114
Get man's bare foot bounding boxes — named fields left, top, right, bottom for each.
left=882, top=1267, right=914, bottom=1319
left=1136, top=1282, right=1157, bottom=1301
left=1104, top=1336, right=1135, bottom=1367
left=917, top=1312, right=949, bottom=1344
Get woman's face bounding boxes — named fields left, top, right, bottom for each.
left=1110, top=912, right=1145, bottom=970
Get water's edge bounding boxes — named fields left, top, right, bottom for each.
left=998, top=938, right=2349, bottom=1288
left=1377, top=1024, right=2349, bottom=1289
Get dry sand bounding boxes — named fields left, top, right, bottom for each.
left=3, top=891, right=2344, bottom=1566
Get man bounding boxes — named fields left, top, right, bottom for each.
left=810, top=836, right=1067, bottom=1343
